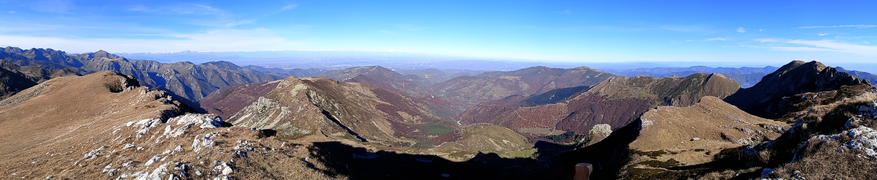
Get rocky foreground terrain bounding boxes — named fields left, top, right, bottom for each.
left=1, top=53, right=876, bottom=179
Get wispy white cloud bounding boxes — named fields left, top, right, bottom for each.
left=128, top=4, right=259, bottom=28
left=0, top=29, right=304, bottom=53
left=661, top=25, right=709, bottom=33
left=282, top=5, right=298, bottom=10
left=865, top=41, right=871, bottom=45
left=818, top=33, right=829, bottom=36
left=397, top=24, right=430, bottom=31
left=787, top=39, right=877, bottom=55
left=754, top=38, right=780, bottom=42
left=798, top=25, right=877, bottom=29
left=753, top=38, right=877, bottom=56
left=705, top=37, right=727, bottom=41
left=736, top=27, right=746, bottom=33
left=770, top=46, right=835, bottom=52
left=128, top=4, right=224, bottom=15
left=7, top=11, right=15, bottom=14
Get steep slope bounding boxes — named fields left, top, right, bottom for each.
left=618, top=61, right=875, bottom=179
left=199, top=80, right=282, bottom=119
left=837, top=66, right=877, bottom=85
left=632, top=97, right=787, bottom=151
left=226, top=76, right=457, bottom=148
left=395, top=68, right=484, bottom=86
left=1, top=47, right=287, bottom=105
left=319, top=66, right=432, bottom=98
left=0, top=71, right=185, bottom=155
left=621, top=96, right=788, bottom=178
left=0, top=71, right=344, bottom=179
left=0, top=60, right=79, bottom=100
left=725, top=60, right=869, bottom=119
left=461, top=73, right=741, bottom=144
left=0, top=67, right=35, bottom=100
left=434, top=66, right=612, bottom=108
left=314, top=66, right=465, bottom=118
left=589, top=73, right=740, bottom=107
left=604, top=66, right=779, bottom=88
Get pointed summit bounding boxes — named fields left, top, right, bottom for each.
left=91, top=49, right=119, bottom=59
left=725, top=60, right=869, bottom=118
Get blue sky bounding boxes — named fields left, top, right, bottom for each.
left=1, top=0, right=876, bottom=67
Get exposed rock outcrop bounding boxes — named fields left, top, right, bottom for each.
left=226, top=76, right=457, bottom=148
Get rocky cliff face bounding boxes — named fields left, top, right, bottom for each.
left=725, top=60, right=869, bottom=119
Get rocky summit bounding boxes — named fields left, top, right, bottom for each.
left=1, top=54, right=876, bottom=179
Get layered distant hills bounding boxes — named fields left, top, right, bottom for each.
left=1, top=47, right=286, bottom=106
left=2, top=46, right=877, bottom=179
left=604, top=66, right=779, bottom=88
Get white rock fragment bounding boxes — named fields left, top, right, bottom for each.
left=222, top=166, right=233, bottom=175
left=172, top=145, right=184, bottom=154
left=84, top=146, right=108, bottom=160
left=691, top=137, right=701, bottom=141
left=193, top=134, right=217, bottom=153
left=806, top=126, right=877, bottom=158
left=145, top=154, right=163, bottom=167
left=166, top=114, right=226, bottom=129
left=136, top=164, right=167, bottom=180
left=45, top=175, right=52, bottom=179
left=846, top=126, right=877, bottom=157
left=102, top=163, right=113, bottom=173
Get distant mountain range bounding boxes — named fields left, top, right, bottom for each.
left=604, top=66, right=780, bottom=88
left=2, top=44, right=877, bottom=180
left=1, top=47, right=287, bottom=107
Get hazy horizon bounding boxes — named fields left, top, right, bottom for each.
left=1, top=1, right=876, bottom=71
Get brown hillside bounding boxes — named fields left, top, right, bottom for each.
left=460, top=73, right=740, bottom=143
left=627, top=96, right=787, bottom=164
left=227, top=76, right=457, bottom=148
left=200, top=80, right=281, bottom=119
left=0, top=71, right=184, bottom=156
left=434, top=66, right=611, bottom=108
left=320, top=66, right=431, bottom=97
left=0, top=67, right=35, bottom=100
left=589, top=73, right=740, bottom=107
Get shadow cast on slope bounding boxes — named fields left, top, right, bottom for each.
left=304, top=119, right=643, bottom=180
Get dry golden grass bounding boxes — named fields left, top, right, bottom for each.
left=0, top=71, right=345, bottom=179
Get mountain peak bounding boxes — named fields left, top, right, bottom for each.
left=726, top=60, right=867, bottom=118
left=90, top=49, right=120, bottom=59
